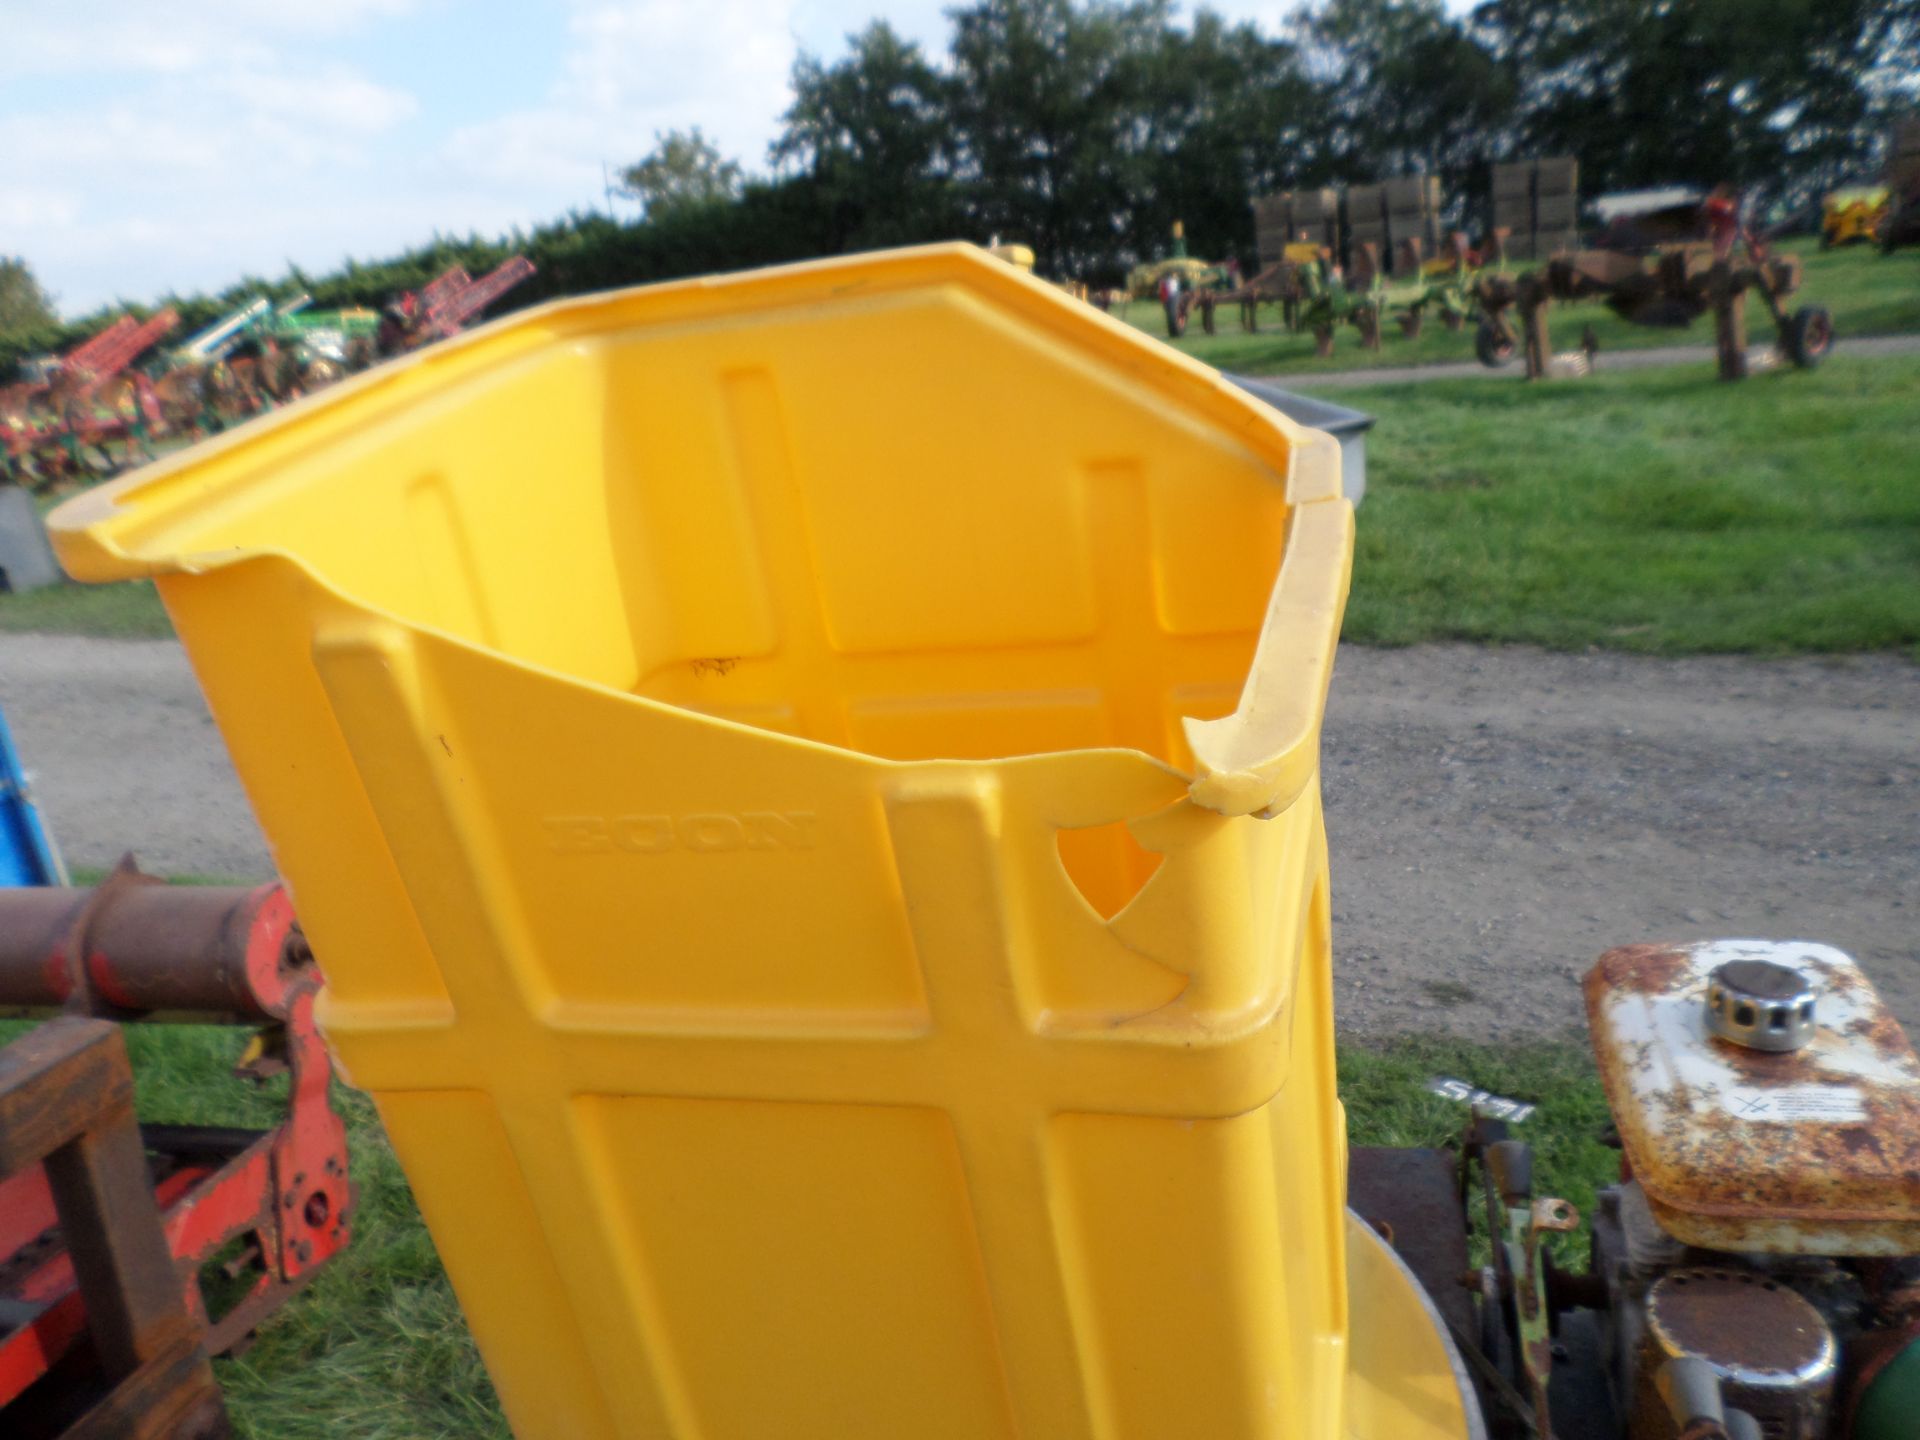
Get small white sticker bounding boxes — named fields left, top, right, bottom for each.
left=1426, top=1076, right=1537, bottom=1123
left=1723, top=1085, right=1867, bottom=1124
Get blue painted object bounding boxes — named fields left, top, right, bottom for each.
left=0, top=703, right=64, bottom=886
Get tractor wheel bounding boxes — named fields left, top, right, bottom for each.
left=1783, top=306, right=1833, bottom=369
left=1164, top=298, right=1187, bottom=339
left=1475, top=319, right=1516, bottom=368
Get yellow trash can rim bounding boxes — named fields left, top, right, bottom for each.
left=49, top=243, right=1349, bottom=819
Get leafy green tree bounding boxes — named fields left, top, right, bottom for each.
left=1302, top=0, right=1516, bottom=198
left=0, top=257, right=56, bottom=340
left=1122, top=10, right=1317, bottom=267
left=946, top=0, right=1179, bottom=276
left=617, top=128, right=745, bottom=219
left=776, top=23, right=964, bottom=248
left=1474, top=0, right=1918, bottom=204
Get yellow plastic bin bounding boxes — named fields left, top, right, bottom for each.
left=50, top=245, right=1477, bottom=1440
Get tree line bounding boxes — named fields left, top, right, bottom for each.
left=5, top=0, right=1914, bottom=375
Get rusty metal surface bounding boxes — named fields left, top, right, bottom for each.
left=1646, top=1268, right=1836, bottom=1382
left=1634, top=1267, right=1835, bottom=1440
left=1347, top=1146, right=1475, bottom=1343
left=1509, top=1188, right=1579, bottom=1436
left=0, top=861, right=305, bottom=1023
left=1587, top=940, right=1920, bottom=1255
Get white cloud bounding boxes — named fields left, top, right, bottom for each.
left=7, top=0, right=1357, bottom=313
left=441, top=0, right=801, bottom=197
left=0, top=73, right=416, bottom=187
left=212, top=69, right=419, bottom=137
left=0, top=188, right=79, bottom=230
left=4, top=6, right=425, bottom=311
left=3, top=1, right=418, bottom=74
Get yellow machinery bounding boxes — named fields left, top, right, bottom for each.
left=985, top=239, right=1036, bottom=271
left=1821, top=186, right=1889, bottom=247
left=50, top=246, right=1479, bottom=1439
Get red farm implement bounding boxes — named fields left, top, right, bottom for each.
left=0, top=866, right=354, bottom=1437
left=378, top=256, right=537, bottom=356
left=1, top=311, right=179, bottom=492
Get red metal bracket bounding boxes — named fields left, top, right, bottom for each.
left=0, top=869, right=352, bottom=1418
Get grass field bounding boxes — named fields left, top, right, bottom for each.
left=0, top=576, right=171, bottom=639
left=0, top=1009, right=1615, bottom=1439
left=8, top=351, right=1915, bottom=657
left=1114, top=235, right=1920, bottom=376
left=1342, top=352, right=1920, bottom=653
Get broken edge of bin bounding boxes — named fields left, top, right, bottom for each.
left=1183, top=497, right=1352, bottom=818
left=46, top=242, right=1353, bottom=822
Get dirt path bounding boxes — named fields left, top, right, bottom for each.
left=1319, top=646, right=1918, bottom=1042
left=4, top=634, right=1915, bottom=1042
left=1285, top=331, right=1920, bottom=389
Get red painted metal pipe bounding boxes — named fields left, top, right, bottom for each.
left=0, top=861, right=310, bottom=1022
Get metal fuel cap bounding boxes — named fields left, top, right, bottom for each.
left=1706, top=958, right=1818, bottom=1052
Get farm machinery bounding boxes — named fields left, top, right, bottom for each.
left=1, top=312, right=180, bottom=489
left=1876, top=116, right=1920, bottom=255
left=1338, top=933, right=1920, bottom=1440
left=0, top=255, right=536, bottom=494
left=1471, top=214, right=1831, bottom=382
left=148, top=268, right=533, bottom=441
left=170, top=257, right=536, bottom=423
left=1299, top=237, right=1492, bottom=356
left=1219, top=234, right=1486, bottom=358
left=373, top=256, right=538, bottom=357
left=0, top=866, right=355, bottom=1438
left=1820, top=189, right=1889, bottom=249
left=136, top=296, right=369, bottom=442
left=1223, top=179, right=1836, bottom=381
left=1128, top=222, right=1240, bottom=337
left=1391, top=235, right=1485, bottom=340
left=0, top=695, right=355, bottom=1437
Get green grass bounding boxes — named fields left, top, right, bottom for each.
left=66, top=864, right=249, bottom=887
left=0, top=577, right=171, bottom=639
left=1343, top=1033, right=1619, bottom=1270
left=1, top=1003, right=1612, bottom=1437
left=1116, top=235, right=1920, bottom=376
left=129, top=1026, right=510, bottom=1439
left=1340, top=352, right=1920, bottom=653
left=0, top=1018, right=510, bottom=1439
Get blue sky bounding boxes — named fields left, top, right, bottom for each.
left=6, top=0, right=1324, bottom=315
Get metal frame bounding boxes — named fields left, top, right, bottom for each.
left=0, top=1017, right=229, bottom=1438
left=0, top=868, right=353, bottom=1423
left=0, top=704, right=65, bottom=887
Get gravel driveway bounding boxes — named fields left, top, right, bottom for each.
left=4, top=633, right=1914, bottom=1042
